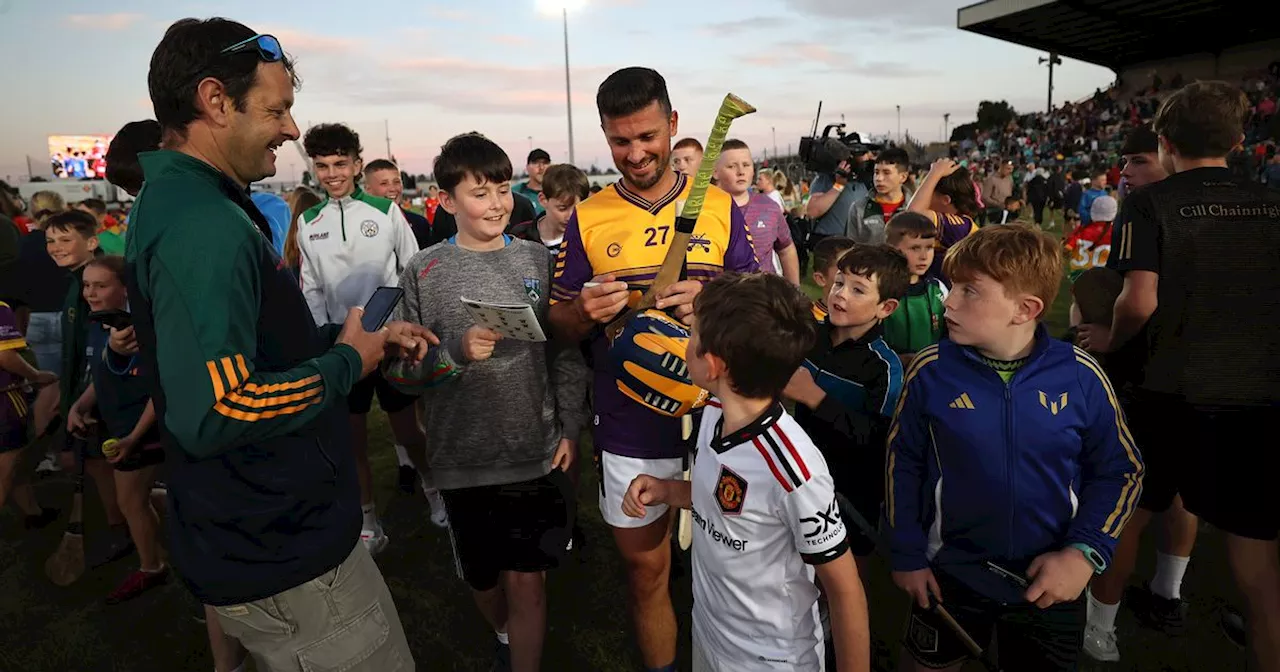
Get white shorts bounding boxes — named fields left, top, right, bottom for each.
left=597, top=452, right=685, bottom=529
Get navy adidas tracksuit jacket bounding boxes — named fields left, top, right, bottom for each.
left=887, top=327, right=1144, bottom=600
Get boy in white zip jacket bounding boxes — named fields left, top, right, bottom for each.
left=297, top=123, right=444, bottom=552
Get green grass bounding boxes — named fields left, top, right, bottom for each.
left=0, top=216, right=1246, bottom=670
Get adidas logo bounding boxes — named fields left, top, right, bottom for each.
left=949, top=393, right=975, bottom=410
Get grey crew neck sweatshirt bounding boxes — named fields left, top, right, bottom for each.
left=385, top=237, right=588, bottom=491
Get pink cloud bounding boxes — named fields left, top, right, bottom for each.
left=259, top=27, right=362, bottom=53
left=386, top=56, right=611, bottom=90
left=65, top=13, right=144, bottom=31
left=426, top=7, right=471, bottom=21
left=490, top=34, right=536, bottom=47
left=794, top=44, right=845, bottom=67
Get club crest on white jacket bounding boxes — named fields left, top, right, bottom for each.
left=297, top=188, right=420, bottom=325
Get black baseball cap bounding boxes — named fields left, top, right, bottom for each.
left=527, top=148, right=551, bottom=164
left=1121, top=127, right=1159, bottom=156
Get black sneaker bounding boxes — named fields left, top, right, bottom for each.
left=90, top=525, right=136, bottom=568
left=24, top=507, right=60, bottom=530
left=1220, top=605, right=1247, bottom=649
left=491, top=641, right=511, bottom=672
left=566, top=523, right=586, bottom=554
left=1126, top=583, right=1188, bottom=635
left=397, top=465, right=418, bottom=495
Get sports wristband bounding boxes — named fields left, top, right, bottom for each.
left=832, top=183, right=845, bottom=192
left=1067, top=543, right=1107, bottom=575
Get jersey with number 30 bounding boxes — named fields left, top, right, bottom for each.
left=691, top=399, right=849, bottom=670
left=1063, top=220, right=1113, bottom=281
left=550, top=173, right=758, bottom=459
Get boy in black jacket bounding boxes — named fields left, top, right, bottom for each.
left=783, top=244, right=908, bottom=564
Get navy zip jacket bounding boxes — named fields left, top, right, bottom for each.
left=887, top=327, right=1143, bottom=601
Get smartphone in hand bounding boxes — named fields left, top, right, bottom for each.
left=89, top=309, right=132, bottom=331
left=362, top=287, right=404, bottom=332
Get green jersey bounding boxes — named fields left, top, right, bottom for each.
left=883, top=277, right=948, bottom=355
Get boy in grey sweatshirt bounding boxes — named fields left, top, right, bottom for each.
left=383, top=133, right=587, bottom=671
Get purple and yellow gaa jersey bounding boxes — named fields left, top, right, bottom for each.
left=551, top=172, right=759, bottom=459
left=811, top=300, right=828, bottom=323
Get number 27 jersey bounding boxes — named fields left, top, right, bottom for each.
left=691, top=400, right=849, bottom=669
left=550, top=173, right=758, bottom=459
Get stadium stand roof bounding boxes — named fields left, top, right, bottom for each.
left=957, top=0, right=1266, bottom=71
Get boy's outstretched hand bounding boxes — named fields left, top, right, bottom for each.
left=385, top=321, right=439, bottom=363
left=893, top=568, right=942, bottom=609
left=1025, top=547, right=1095, bottom=608
left=782, top=367, right=826, bottom=410
left=622, top=475, right=670, bottom=519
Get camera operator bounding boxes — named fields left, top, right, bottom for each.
left=805, top=149, right=872, bottom=248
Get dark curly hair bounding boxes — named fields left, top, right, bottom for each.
left=303, top=123, right=362, bottom=159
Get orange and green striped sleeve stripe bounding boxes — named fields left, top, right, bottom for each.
left=207, top=353, right=325, bottom=422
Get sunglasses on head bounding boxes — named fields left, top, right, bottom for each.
left=220, top=34, right=283, bottom=62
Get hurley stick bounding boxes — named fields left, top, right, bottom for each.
left=45, top=435, right=86, bottom=586
left=605, top=93, right=756, bottom=342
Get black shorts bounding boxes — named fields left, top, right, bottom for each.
left=62, top=433, right=164, bottom=471
left=902, top=569, right=1084, bottom=671
left=0, top=418, right=27, bottom=453
left=111, top=440, right=165, bottom=473
left=440, top=469, right=576, bottom=592
left=825, top=448, right=883, bottom=557
left=347, top=370, right=416, bottom=415
left=836, top=492, right=880, bottom=558
left=1126, top=390, right=1186, bottom=513
left=1178, top=404, right=1280, bottom=541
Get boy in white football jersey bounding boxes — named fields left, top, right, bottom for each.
left=623, top=272, right=870, bottom=672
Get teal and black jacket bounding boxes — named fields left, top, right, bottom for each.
left=126, top=151, right=363, bottom=606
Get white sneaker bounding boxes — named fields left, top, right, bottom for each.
left=36, top=454, right=59, bottom=474
left=425, top=489, right=449, bottom=528
left=361, top=525, right=389, bottom=555
left=1082, top=624, right=1119, bottom=662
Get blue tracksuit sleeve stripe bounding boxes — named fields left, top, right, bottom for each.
left=1068, top=350, right=1145, bottom=562
left=870, top=339, right=904, bottom=417
left=886, top=345, right=939, bottom=572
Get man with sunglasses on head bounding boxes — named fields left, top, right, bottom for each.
left=130, top=19, right=425, bottom=671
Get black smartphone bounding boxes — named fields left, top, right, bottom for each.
left=985, top=560, right=1030, bottom=588
left=361, top=287, right=404, bottom=332
left=89, top=309, right=132, bottom=331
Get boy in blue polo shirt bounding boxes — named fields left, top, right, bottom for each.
left=887, top=225, right=1143, bottom=672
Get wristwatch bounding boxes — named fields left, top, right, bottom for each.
left=1068, top=543, right=1107, bottom=575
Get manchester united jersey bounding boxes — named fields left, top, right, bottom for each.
left=691, top=399, right=848, bottom=670
left=550, top=173, right=759, bottom=458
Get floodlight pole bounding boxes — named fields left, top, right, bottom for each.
left=1040, top=52, right=1063, bottom=113
left=562, top=7, right=576, bottom=166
